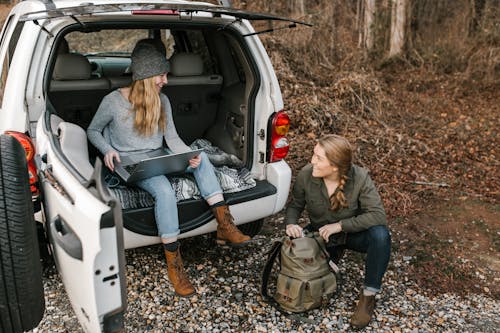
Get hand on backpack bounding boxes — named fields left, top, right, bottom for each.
left=286, top=224, right=304, bottom=238
left=319, top=223, right=342, bottom=242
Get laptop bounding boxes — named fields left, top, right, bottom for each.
left=114, top=148, right=203, bottom=183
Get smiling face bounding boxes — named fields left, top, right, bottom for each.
left=311, top=143, right=339, bottom=180
left=154, top=73, right=168, bottom=93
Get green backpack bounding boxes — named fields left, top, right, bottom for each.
left=261, top=232, right=338, bottom=313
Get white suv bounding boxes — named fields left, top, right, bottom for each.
left=0, top=1, right=309, bottom=332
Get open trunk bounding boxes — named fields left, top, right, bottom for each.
left=45, top=23, right=276, bottom=239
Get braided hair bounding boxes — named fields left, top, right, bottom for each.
left=318, top=134, right=353, bottom=211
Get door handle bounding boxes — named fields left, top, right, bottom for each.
left=50, top=215, right=83, bottom=261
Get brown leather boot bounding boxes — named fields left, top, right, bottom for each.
left=164, top=248, right=196, bottom=297
left=211, top=205, right=251, bottom=246
left=351, top=293, right=376, bottom=329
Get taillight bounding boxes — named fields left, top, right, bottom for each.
left=268, top=111, right=290, bottom=162
left=4, top=131, right=39, bottom=195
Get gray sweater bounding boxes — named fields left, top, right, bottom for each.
left=87, top=90, right=190, bottom=156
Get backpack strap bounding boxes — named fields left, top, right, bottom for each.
left=311, top=235, right=340, bottom=274
left=260, top=240, right=283, bottom=301
left=310, top=234, right=344, bottom=297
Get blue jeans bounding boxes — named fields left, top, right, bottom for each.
left=328, top=225, right=391, bottom=293
left=135, top=152, right=222, bottom=239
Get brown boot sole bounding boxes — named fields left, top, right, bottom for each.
left=216, top=238, right=251, bottom=248
left=175, top=289, right=196, bottom=297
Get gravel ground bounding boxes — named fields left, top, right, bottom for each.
left=30, top=215, right=499, bottom=333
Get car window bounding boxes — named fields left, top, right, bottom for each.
left=0, top=17, right=25, bottom=105
left=161, top=29, right=176, bottom=58
left=187, top=30, right=217, bottom=74
left=172, top=29, right=217, bottom=75
left=65, top=29, right=149, bottom=55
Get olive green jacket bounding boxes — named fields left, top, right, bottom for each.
left=285, top=164, right=387, bottom=233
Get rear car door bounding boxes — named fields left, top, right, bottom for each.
left=38, top=120, right=127, bottom=333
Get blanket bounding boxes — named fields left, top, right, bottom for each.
left=109, top=140, right=255, bottom=209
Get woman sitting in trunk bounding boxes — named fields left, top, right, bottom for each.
left=285, top=134, right=391, bottom=329
left=87, top=42, right=251, bottom=297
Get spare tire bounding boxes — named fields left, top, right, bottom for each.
left=0, top=134, right=44, bottom=333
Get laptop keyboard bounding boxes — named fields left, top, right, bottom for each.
left=124, top=164, right=137, bottom=173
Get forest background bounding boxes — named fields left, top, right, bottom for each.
left=1, top=0, right=498, bottom=299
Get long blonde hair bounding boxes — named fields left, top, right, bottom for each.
left=318, top=134, right=353, bottom=211
left=128, top=77, right=166, bottom=136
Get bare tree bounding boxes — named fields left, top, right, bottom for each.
left=359, top=0, right=376, bottom=51
left=468, top=0, right=487, bottom=35
left=389, top=0, right=407, bottom=57
left=290, top=0, right=305, bottom=15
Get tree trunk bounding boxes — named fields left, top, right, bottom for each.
left=290, top=0, right=305, bottom=15
left=468, top=0, right=487, bottom=36
left=357, top=0, right=363, bottom=47
left=363, top=0, right=376, bottom=50
left=389, top=0, right=407, bottom=57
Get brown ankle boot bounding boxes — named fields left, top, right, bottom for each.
left=164, top=248, right=196, bottom=297
left=211, top=205, right=251, bottom=246
left=351, top=293, right=376, bottom=329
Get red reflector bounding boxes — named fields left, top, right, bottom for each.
left=270, top=135, right=290, bottom=162
left=132, top=10, right=179, bottom=15
left=28, top=163, right=39, bottom=195
left=271, top=146, right=290, bottom=161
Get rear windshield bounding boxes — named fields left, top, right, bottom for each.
left=65, top=29, right=150, bottom=55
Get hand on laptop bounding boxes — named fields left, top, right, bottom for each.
left=104, top=150, right=121, bottom=172
left=189, top=154, right=201, bottom=169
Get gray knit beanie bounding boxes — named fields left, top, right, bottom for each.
left=130, top=44, right=170, bottom=81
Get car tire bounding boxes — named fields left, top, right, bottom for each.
left=0, top=134, right=45, bottom=333
left=239, top=219, right=264, bottom=237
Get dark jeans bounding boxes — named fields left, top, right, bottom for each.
left=327, top=225, right=391, bottom=292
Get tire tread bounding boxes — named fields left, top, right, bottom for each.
left=0, top=135, right=44, bottom=333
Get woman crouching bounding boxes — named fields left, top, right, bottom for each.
left=285, top=134, right=391, bottom=329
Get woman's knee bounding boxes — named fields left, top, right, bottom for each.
left=141, top=177, right=175, bottom=200
left=154, top=186, right=175, bottom=201
left=199, top=151, right=211, bottom=164
left=190, top=151, right=212, bottom=172
left=154, top=180, right=176, bottom=198
left=368, top=225, right=391, bottom=246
